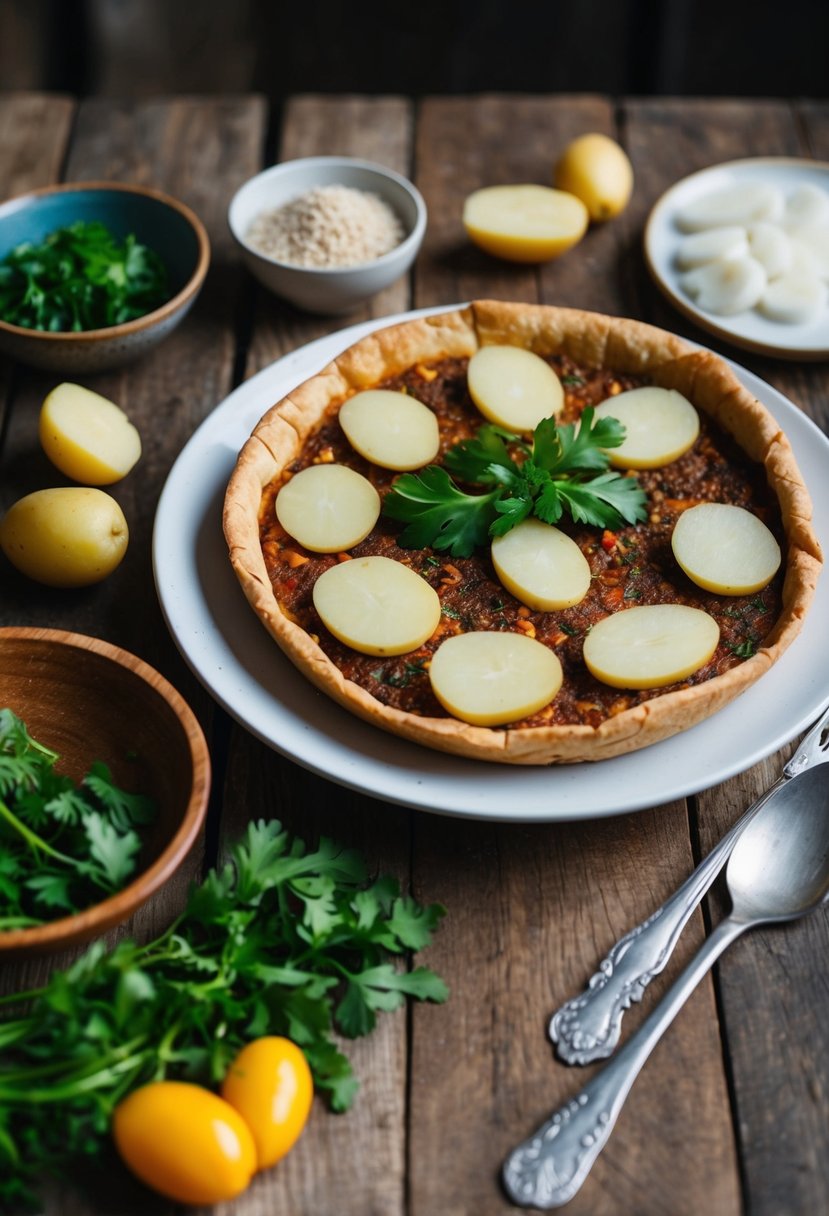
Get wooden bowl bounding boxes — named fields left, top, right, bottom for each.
left=0, top=627, right=210, bottom=956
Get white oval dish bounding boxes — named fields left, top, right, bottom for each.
left=644, top=157, right=829, bottom=360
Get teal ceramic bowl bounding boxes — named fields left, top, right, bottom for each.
left=0, top=181, right=210, bottom=374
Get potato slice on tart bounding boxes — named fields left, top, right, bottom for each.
left=223, top=301, right=822, bottom=765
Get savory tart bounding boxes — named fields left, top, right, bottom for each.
left=223, top=301, right=822, bottom=764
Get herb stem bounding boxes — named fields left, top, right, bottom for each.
left=0, top=797, right=75, bottom=865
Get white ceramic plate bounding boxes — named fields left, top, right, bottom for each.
left=644, top=157, right=829, bottom=359
left=152, top=307, right=829, bottom=822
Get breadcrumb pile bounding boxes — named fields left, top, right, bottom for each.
left=247, top=184, right=405, bottom=268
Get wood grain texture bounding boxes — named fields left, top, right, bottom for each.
left=214, top=92, right=418, bottom=1215
left=410, top=94, right=739, bottom=1216
left=1, top=90, right=828, bottom=1216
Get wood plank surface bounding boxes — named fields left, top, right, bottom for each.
left=409, top=94, right=739, bottom=1216
left=0, top=91, right=827, bottom=1216
left=626, top=97, right=829, bottom=1216
left=209, top=92, right=418, bottom=1215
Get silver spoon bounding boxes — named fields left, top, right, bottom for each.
left=550, top=704, right=829, bottom=1066
left=502, top=762, right=829, bottom=1209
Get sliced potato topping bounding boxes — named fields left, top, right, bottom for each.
left=594, top=386, right=700, bottom=469
left=275, top=464, right=380, bottom=553
left=491, top=518, right=590, bottom=611
left=312, top=556, right=440, bottom=656
left=339, top=389, right=440, bottom=471
left=671, top=502, right=781, bottom=595
left=467, top=345, right=563, bottom=432
left=429, top=631, right=563, bottom=726
left=583, top=604, right=720, bottom=689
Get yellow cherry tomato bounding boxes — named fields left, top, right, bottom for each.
left=112, top=1080, right=257, bottom=1205
left=221, top=1036, right=313, bottom=1169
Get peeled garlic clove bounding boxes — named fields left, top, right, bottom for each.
left=783, top=183, right=829, bottom=230
left=583, top=604, right=720, bottom=689
left=339, top=390, right=440, bottom=471
left=467, top=345, right=564, bottom=432
left=680, top=255, right=767, bottom=315
left=490, top=519, right=591, bottom=611
left=676, top=183, right=783, bottom=232
left=758, top=268, right=825, bottom=325
left=593, top=386, right=699, bottom=469
left=275, top=464, right=380, bottom=553
left=787, top=226, right=829, bottom=281
left=747, top=222, right=792, bottom=279
left=675, top=226, right=748, bottom=269
left=312, top=556, right=440, bottom=656
left=672, top=502, right=781, bottom=594
left=429, top=631, right=563, bottom=726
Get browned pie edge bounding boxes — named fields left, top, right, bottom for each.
left=223, top=301, right=823, bottom=765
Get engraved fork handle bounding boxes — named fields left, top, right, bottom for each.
left=503, top=916, right=747, bottom=1209
left=550, top=701, right=829, bottom=1067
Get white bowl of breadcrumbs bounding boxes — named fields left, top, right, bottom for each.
left=228, top=157, right=427, bottom=314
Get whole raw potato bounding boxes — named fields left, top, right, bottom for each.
left=553, top=133, right=634, bottom=222
left=0, top=487, right=129, bottom=587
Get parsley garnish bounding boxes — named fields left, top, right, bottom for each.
left=382, top=408, right=648, bottom=558
left=0, top=220, right=169, bottom=332
left=0, top=709, right=155, bottom=928
left=0, top=818, right=447, bottom=1209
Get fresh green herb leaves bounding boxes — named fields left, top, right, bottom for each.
left=382, top=408, right=648, bottom=558
left=0, top=709, right=155, bottom=928
left=0, top=220, right=169, bottom=332
left=0, top=818, right=447, bottom=1211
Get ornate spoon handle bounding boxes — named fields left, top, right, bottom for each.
left=550, top=701, right=829, bottom=1067
left=503, top=917, right=745, bottom=1209
left=548, top=789, right=772, bottom=1064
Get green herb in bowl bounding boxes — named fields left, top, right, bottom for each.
left=0, top=219, right=169, bottom=332
left=0, top=708, right=157, bottom=929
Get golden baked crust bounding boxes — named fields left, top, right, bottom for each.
left=224, top=302, right=823, bottom=765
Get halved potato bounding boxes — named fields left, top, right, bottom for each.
left=39, top=383, right=141, bottom=485
left=463, top=185, right=588, bottom=263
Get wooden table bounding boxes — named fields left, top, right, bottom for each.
left=1, top=92, right=828, bottom=1216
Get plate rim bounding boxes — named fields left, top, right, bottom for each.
left=643, top=155, right=829, bottom=360
left=152, top=304, right=829, bottom=822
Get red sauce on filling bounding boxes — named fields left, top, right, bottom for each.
left=259, top=354, right=783, bottom=729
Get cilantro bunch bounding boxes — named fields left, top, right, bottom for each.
left=0, top=709, right=156, bottom=929
left=382, top=407, right=649, bottom=558
left=0, top=220, right=169, bottom=332
left=0, top=818, right=447, bottom=1211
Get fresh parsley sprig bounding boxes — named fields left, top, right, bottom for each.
left=0, top=818, right=447, bottom=1211
left=382, top=407, right=648, bottom=558
left=0, top=709, right=156, bottom=928
left=0, top=220, right=169, bottom=332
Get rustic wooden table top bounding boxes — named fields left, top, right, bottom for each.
left=1, top=91, right=828, bottom=1216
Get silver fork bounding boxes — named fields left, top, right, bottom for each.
left=549, top=702, right=829, bottom=1066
